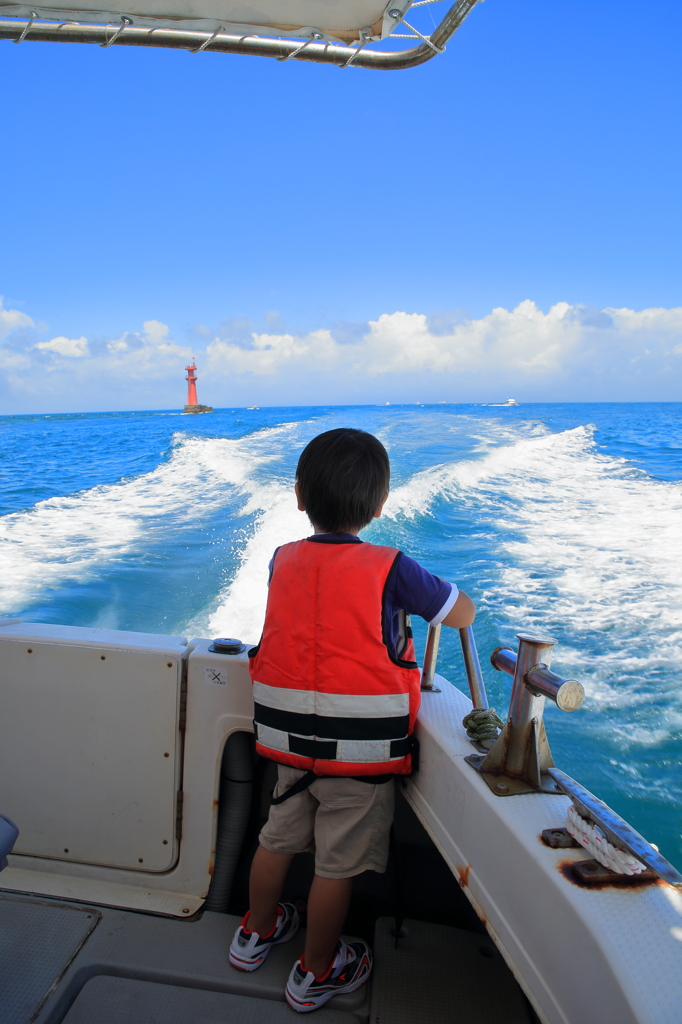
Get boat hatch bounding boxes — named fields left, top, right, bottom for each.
left=0, top=623, right=187, bottom=873
left=0, top=0, right=480, bottom=70
left=0, top=625, right=257, bottom=917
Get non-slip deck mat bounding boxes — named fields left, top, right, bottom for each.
left=0, top=895, right=99, bottom=1024
left=29, top=909, right=370, bottom=1024
left=62, top=976, right=360, bottom=1024
left=370, top=917, right=532, bottom=1024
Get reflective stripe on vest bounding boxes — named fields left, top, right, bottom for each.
left=253, top=682, right=411, bottom=763
left=249, top=539, right=421, bottom=777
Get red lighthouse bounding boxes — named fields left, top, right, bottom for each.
left=184, top=359, right=213, bottom=414
left=185, top=360, right=198, bottom=406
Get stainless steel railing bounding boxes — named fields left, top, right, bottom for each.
left=420, top=622, right=682, bottom=886
left=0, top=0, right=480, bottom=71
left=458, top=625, right=489, bottom=709
left=421, top=622, right=491, bottom=709
left=420, top=622, right=441, bottom=692
left=465, top=632, right=585, bottom=795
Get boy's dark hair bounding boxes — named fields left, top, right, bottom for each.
left=296, top=428, right=390, bottom=533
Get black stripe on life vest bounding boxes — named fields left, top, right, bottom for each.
left=254, top=702, right=410, bottom=741
left=288, top=735, right=338, bottom=760
left=389, top=737, right=411, bottom=757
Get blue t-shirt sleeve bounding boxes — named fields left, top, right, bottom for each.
left=388, top=552, right=456, bottom=624
left=267, top=547, right=280, bottom=584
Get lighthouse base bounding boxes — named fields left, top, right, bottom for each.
left=184, top=404, right=213, bottom=414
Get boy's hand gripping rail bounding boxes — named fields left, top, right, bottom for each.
left=465, top=633, right=585, bottom=796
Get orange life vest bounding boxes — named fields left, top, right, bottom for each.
left=249, top=539, right=421, bottom=776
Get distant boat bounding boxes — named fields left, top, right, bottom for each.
left=247, top=406, right=259, bottom=410
left=489, top=398, right=519, bottom=407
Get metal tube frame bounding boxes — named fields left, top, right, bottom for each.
left=420, top=622, right=441, bottom=691
left=466, top=633, right=585, bottom=796
left=0, top=0, right=479, bottom=69
left=422, top=625, right=681, bottom=886
left=458, top=625, right=489, bottom=710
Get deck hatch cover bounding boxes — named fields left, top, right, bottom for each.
left=0, top=639, right=182, bottom=871
left=0, top=895, right=99, bottom=1024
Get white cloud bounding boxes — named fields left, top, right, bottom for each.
left=103, top=320, right=192, bottom=377
left=36, top=336, right=89, bottom=358
left=204, top=300, right=682, bottom=386
left=0, top=297, right=681, bottom=411
left=0, top=297, right=34, bottom=340
left=207, top=328, right=337, bottom=376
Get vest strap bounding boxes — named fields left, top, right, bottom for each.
left=269, top=767, right=397, bottom=805
left=270, top=769, right=318, bottom=805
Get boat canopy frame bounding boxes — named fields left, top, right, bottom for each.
left=0, top=0, right=479, bottom=70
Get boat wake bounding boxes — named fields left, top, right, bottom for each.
left=385, top=424, right=682, bottom=747
left=2, top=406, right=679, bottom=862
left=0, top=424, right=298, bottom=614
left=2, top=415, right=680, bottom=751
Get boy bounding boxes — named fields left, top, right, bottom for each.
left=229, top=428, right=475, bottom=1012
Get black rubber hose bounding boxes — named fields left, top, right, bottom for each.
left=204, top=731, right=253, bottom=912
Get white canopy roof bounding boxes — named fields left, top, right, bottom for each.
left=0, top=0, right=395, bottom=40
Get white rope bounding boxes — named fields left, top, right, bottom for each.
left=394, top=16, right=444, bottom=52
left=565, top=805, right=646, bottom=876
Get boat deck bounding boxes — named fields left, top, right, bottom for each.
left=2, top=781, right=535, bottom=1024
left=1, top=893, right=533, bottom=1024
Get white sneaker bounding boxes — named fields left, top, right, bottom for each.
left=285, top=939, right=372, bottom=1012
left=229, top=903, right=300, bottom=971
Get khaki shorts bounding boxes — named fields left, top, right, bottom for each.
left=259, top=765, right=395, bottom=879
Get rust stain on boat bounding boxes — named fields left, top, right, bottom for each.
left=456, top=864, right=471, bottom=888
left=557, top=859, right=658, bottom=890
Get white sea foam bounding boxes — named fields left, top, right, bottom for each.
left=205, top=420, right=682, bottom=724
left=385, top=424, right=682, bottom=741
left=203, top=480, right=308, bottom=641
left=0, top=424, right=303, bottom=614
left=4, top=415, right=681, bottom=754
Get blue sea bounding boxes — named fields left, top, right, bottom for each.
left=1, top=403, right=681, bottom=868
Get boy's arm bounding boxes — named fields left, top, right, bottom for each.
left=388, top=552, right=475, bottom=629
left=440, top=589, right=475, bottom=629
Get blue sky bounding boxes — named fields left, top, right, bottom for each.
left=1, top=0, right=681, bottom=411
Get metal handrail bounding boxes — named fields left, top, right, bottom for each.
left=549, top=767, right=682, bottom=889
left=0, top=0, right=480, bottom=69
left=421, top=622, right=441, bottom=691
left=458, top=625, right=489, bottom=709
left=466, top=633, right=586, bottom=796
left=491, top=642, right=586, bottom=713
left=421, top=622, right=493, bottom=720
